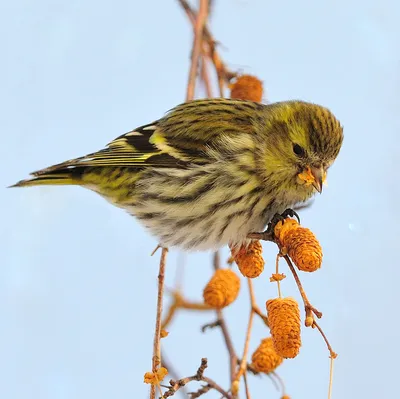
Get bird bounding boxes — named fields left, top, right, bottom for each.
left=12, top=98, right=343, bottom=251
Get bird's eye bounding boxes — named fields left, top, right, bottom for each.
left=293, top=144, right=305, bottom=157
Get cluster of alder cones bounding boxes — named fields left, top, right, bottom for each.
left=203, top=218, right=323, bottom=374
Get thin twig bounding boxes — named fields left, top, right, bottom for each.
left=202, top=376, right=232, bottom=398
left=328, top=354, right=335, bottom=399
left=312, top=320, right=337, bottom=358
left=233, top=279, right=256, bottom=394
left=150, top=247, right=168, bottom=399
left=243, top=368, right=251, bottom=399
left=275, top=253, right=282, bottom=298
left=151, top=244, right=162, bottom=256
left=185, top=0, right=209, bottom=101
left=266, top=373, right=280, bottom=391
left=161, top=351, right=189, bottom=398
left=241, top=360, right=260, bottom=377
left=163, top=358, right=208, bottom=398
left=282, top=255, right=322, bottom=319
left=212, top=251, right=238, bottom=383
left=207, top=39, right=225, bottom=97
left=252, top=305, right=269, bottom=327
left=162, top=291, right=214, bottom=330
left=271, top=371, right=286, bottom=396
left=178, top=0, right=197, bottom=25
left=178, top=0, right=236, bottom=97
left=161, top=303, right=178, bottom=331
left=217, top=309, right=238, bottom=383
left=163, top=358, right=232, bottom=399
left=200, top=54, right=213, bottom=97
left=243, top=361, right=280, bottom=392
left=249, top=303, right=268, bottom=326
left=188, top=384, right=212, bottom=398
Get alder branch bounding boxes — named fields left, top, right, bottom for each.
left=150, top=248, right=168, bottom=399
left=178, top=0, right=236, bottom=97
left=243, top=372, right=251, bottom=399
left=200, top=55, right=213, bottom=97
left=187, top=384, right=212, bottom=398
left=282, top=254, right=322, bottom=319
left=212, top=251, right=238, bottom=382
left=162, top=358, right=232, bottom=399
left=161, top=351, right=189, bottom=398
left=232, top=279, right=256, bottom=395
left=162, top=290, right=214, bottom=331
left=185, top=0, right=209, bottom=101
left=252, top=305, right=269, bottom=327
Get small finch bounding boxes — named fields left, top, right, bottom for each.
left=12, top=99, right=343, bottom=250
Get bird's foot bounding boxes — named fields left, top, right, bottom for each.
left=266, top=208, right=300, bottom=235
left=279, top=208, right=300, bottom=223
left=247, top=208, right=300, bottom=242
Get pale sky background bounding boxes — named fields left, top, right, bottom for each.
left=2, top=0, right=400, bottom=398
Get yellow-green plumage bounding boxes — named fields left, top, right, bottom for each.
left=13, top=99, right=343, bottom=250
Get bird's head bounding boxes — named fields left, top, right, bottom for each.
left=261, top=101, right=343, bottom=194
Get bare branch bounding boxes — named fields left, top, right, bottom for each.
left=150, top=247, right=168, bottom=399
left=282, top=254, right=322, bottom=319
left=162, top=358, right=232, bottom=399
left=232, top=279, right=256, bottom=395
left=210, top=251, right=238, bottom=382
left=178, top=0, right=236, bottom=97
left=188, top=384, right=212, bottom=398
left=217, top=309, right=238, bottom=383
left=200, top=53, right=213, bottom=97
left=185, top=0, right=209, bottom=101
left=161, top=351, right=189, bottom=398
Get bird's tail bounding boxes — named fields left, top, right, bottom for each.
left=10, top=166, right=85, bottom=188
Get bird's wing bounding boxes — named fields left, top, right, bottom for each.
left=154, top=99, right=259, bottom=163
left=32, top=99, right=259, bottom=176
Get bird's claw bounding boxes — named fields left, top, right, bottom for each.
left=266, top=208, right=300, bottom=233
left=280, top=208, right=300, bottom=223
left=248, top=208, right=300, bottom=242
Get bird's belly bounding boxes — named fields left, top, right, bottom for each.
left=123, top=186, right=283, bottom=250
left=125, top=201, right=272, bottom=250
left=126, top=189, right=313, bottom=250
left=86, top=166, right=312, bottom=251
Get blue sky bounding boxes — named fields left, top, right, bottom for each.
left=2, top=0, right=400, bottom=398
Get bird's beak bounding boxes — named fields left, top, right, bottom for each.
left=310, top=166, right=324, bottom=193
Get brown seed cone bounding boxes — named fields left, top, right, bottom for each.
left=274, top=219, right=323, bottom=272
left=203, top=269, right=240, bottom=308
left=250, top=337, right=283, bottom=373
left=266, top=297, right=301, bottom=359
left=230, top=75, right=263, bottom=102
left=230, top=241, right=265, bottom=278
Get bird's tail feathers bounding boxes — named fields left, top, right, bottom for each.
left=10, top=165, right=85, bottom=188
